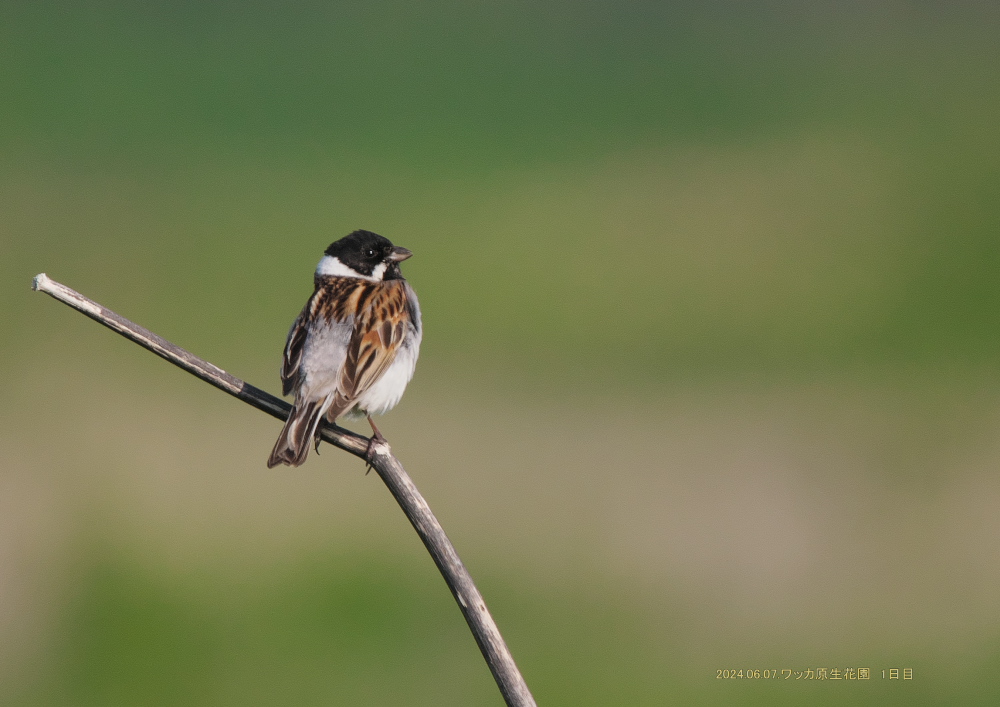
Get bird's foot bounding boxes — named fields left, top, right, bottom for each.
left=314, top=421, right=351, bottom=455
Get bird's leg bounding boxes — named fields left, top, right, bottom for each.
left=364, top=416, right=387, bottom=473
left=367, top=415, right=387, bottom=443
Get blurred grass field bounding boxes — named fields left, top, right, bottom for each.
left=3, top=2, right=1000, bottom=704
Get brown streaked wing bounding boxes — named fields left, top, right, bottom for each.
left=338, top=281, right=410, bottom=401
left=280, top=307, right=310, bottom=396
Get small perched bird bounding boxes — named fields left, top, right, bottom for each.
left=267, top=230, right=422, bottom=468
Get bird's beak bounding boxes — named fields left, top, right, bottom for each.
left=387, top=246, right=413, bottom=263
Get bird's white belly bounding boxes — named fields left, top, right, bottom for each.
left=353, top=334, right=420, bottom=416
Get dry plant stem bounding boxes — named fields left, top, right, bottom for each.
left=32, top=273, right=536, bottom=707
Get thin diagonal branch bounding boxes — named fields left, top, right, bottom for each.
left=32, top=273, right=536, bottom=707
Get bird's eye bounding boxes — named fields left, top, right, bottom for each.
left=365, top=248, right=377, bottom=258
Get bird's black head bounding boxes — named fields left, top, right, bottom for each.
left=319, top=230, right=412, bottom=281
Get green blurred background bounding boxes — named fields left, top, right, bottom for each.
left=3, top=1, right=1000, bottom=704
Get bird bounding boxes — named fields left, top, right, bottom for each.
left=267, top=230, right=422, bottom=468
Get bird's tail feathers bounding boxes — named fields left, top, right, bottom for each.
left=267, top=398, right=331, bottom=468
